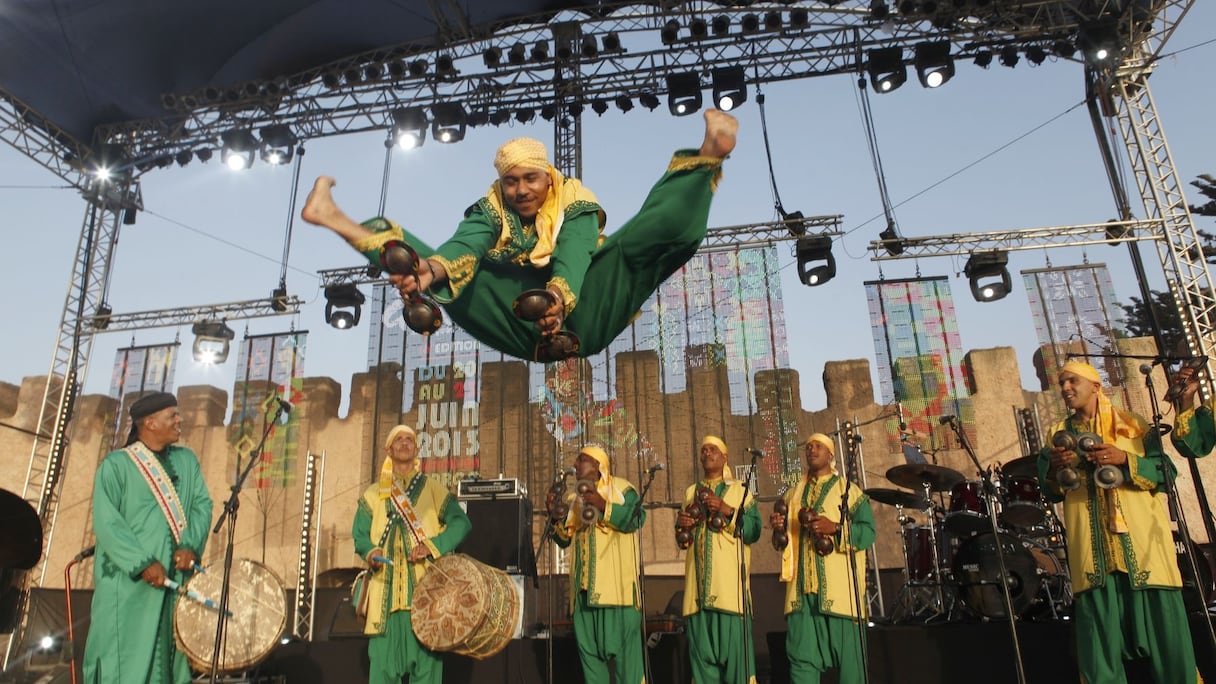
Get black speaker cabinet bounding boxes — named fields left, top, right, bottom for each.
left=457, top=497, right=535, bottom=574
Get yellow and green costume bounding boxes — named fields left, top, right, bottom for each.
left=679, top=472, right=762, bottom=684
left=1036, top=361, right=1202, bottom=684
left=552, top=447, right=647, bottom=684
left=351, top=457, right=471, bottom=684
left=1172, top=397, right=1215, bottom=459
left=780, top=472, right=875, bottom=684
left=348, top=148, right=724, bottom=362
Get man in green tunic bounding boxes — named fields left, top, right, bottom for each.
left=676, top=435, right=762, bottom=684
left=1166, top=362, right=1215, bottom=459
left=352, top=424, right=472, bottom=684
left=1037, top=360, right=1202, bottom=684
left=769, top=433, right=875, bottom=684
left=301, top=109, right=738, bottom=362
left=82, top=392, right=213, bottom=684
left=545, top=445, right=647, bottom=684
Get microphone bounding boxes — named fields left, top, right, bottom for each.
left=73, top=545, right=96, bottom=563
left=745, top=447, right=764, bottom=457
left=896, top=402, right=906, bottom=432
left=275, top=396, right=293, bottom=413
left=938, top=415, right=956, bottom=425
left=563, top=466, right=577, bottom=476
left=646, top=463, right=665, bottom=475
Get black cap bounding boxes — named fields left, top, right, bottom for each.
left=129, top=392, right=178, bottom=420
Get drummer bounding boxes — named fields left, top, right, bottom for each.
left=352, top=424, right=472, bottom=684
left=83, top=392, right=214, bottom=684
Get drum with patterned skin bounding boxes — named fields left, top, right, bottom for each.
left=173, top=557, right=287, bottom=673
left=411, top=553, right=521, bottom=660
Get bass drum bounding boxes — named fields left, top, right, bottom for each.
left=951, top=533, right=1042, bottom=619
left=174, top=558, right=287, bottom=673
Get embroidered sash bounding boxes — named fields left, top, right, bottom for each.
left=125, top=443, right=188, bottom=544
left=389, top=476, right=430, bottom=548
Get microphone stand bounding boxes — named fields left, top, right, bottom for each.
left=733, top=450, right=762, bottom=684
left=207, top=401, right=286, bottom=682
left=945, top=417, right=1027, bottom=684
left=838, top=428, right=870, bottom=684
left=1142, top=369, right=1216, bottom=653
left=625, top=466, right=661, bottom=684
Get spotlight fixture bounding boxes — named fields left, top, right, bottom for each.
left=483, top=46, right=503, bottom=68
left=661, top=20, right=680, bottom=45
left=1026, top=45, right=1047, bottom=65
left=602, top=32, right=622, bottom=52
left=711, top=66, right=747, bottom=111
left=390, top=107, right=428, bottom=150
left=1052, top=40, right=1077, bottom=59
left=790, top=8, right=810, bottom=29
left=531, top=41, right=550, bottom=61
left=711, top=15, right=730, bottom=36
left=259, top=124, right=297, bottom=165
left=431, top=102, right=467, bottom=143
left=973, top=50, right=993, bottom=68
left=539, top=105, right=557, bottom=121
left=489, top=110, right=512, bottom=126
left=795, top=235, right=836, bottom=287
left=191, top=320, right=236, bottom=364
left=435, top=54, right=456, bottom=75
left=220, top=129, right=258, bottom=171
left=1078, top=20, right=1120, bottom=65
left=998, top=45, right=1019, bottom=68
left=867, top=47, right=906, bottom=93
left=515, top=107, right=536, bottom=123
left=914, top=41, right=954, bottom=88
left=467, top=109, right=490, bottom=127
left=581, top=35, right=599, bottom=58
left=639, top=92, right=661, bottom=111
left=689, top=19, right=708, bottom=40
left=89, top=142, right=130, bottom=180
left=567, top=103, right=584, bottom=118
left=666, top=72, right=702, bottom=116
left=763, top=11, right=782, bottom=32
left=741, top=13, right=760, bottom=34
left=878, top=225, right=904, bottom=256
left=387, top=59, right=408, bottom=79
left=870, top=1, right=891, bottom=20
left=591, top=99, right=609, bottom=116
left=964, top=251, right=1012, bottom=302
left=408, top=60, right=429, bottom=77
left=195, top=148, right=213, bottom=163
left=615, top=95, right=634, bottom=112
left=508, top=42, right=527, bottom=65
left=175, top=150, right=194, bottom=167
left=324, top=284, right=365, bottom=330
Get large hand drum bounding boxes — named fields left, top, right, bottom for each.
left=411, top=553, right=520, bottom=660
left=174, top=558, right=287, bottom=673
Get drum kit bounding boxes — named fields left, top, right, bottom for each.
left=866, top=456, right=1072, bottom=623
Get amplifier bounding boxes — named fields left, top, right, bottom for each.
left=457, top=477, right=526, bottom=499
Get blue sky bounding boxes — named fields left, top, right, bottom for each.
left=1, top=7, right=1212, bottom=413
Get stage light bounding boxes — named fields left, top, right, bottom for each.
left=321, top=70, right=341, bottom=89
left=591, top=99, right=609, bottom=116
left=431, top=102, right=467, bottom=143
left=175, top=150, right=193, bottom=167
left=689, top=19, right=708, bottom=40
left=343, top=66, right=362, bottom=86
left=391, top=107, right=427, bottom=150
left=196, top=148, right=213, bottom=163
left=879, top=225, right=904, bottom=256
left=515, top=107, right=535, bottom=123
left=259, top=124, right=297, bottom=165
left=999, top=45, right=1019, bottom=68
left=531, top=41, right=550, bottom=61
left=363, top=64, right=383, bottom=82
left=602, top=32, right=622, bottom=52
left=435, top=54, right=455, bottom=75
left=220, top=129, right=258, bottom=171
left=567, top=103, right=584, bottom=118
left=711, top=66, right=747, bottom=111
left=974, top=50, right=993, bottom=68
left=580, top=35, right=599, bottom=58
left=867, top=47, right=906, bottom=93
left=764, top=11, right=782, bottom=31
left=508, top=42, right=527, bottom=65
left=795, top=235, right=836, bottom=287
left=661, top=20, right=680, bottom=45
left=408, top=60, right=428, bottom=77
left=489, top=110, right=512, bottom=126
left=639, top=92, right=661, bottom=111
left=1052, top=40, right=1076, bottom=59
left=741, top=13, right=760, bottom=34
left=89, top=142, right=130, bottom=180
left=387, top=59, right=408, bottom=79
left=914, top=41, right=954, bottom=88
left=1026, top=45, right=1047, bottom=65
left=483, top=46, right=503, bottom=68
left=711, top=15, right=730, bottom=36
left=324, top=284, right=365, bottom=330
left=539, top=105, right=557, bottom=121
left=964, top=251, right=1012, bottom=302
left=467, top=109, right=490, bottom=127
left=1078, top=20, right=1120, bottom=65
left=191, top=320, right=235, bottom=364
left=790, top=8, right=810, bottom=29
left=615, top=96, right=634, bottom=112
left=870, top=1, right=890, bottom=20
left=666, top=72, right=702, bottom=116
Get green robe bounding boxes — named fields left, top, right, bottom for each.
left=83, top=444, right=213, bottom=684
left=1171, top=402, right=1214, bottom=459
left=350, top=150, right=722, bottom=361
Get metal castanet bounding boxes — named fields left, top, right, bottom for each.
left=771, top=498, right=789, bottom=551
left=576, top=480, right=601, bottom=524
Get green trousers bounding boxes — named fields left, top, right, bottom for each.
left=686, top=608, right=756, bottom=684
left=366, top=610, right=442, bottom=684
left=1074, top=573, right=1202, bottom=684
left=785, top=593, right=867, bottom=684
left=573, top=590, right=645, bottom=684
left=364, top=157, right=718, bottom=361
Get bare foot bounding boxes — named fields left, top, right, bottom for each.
left=699, top=109, right=738, bottom=158
left=301, top=176, right=341, bottom=227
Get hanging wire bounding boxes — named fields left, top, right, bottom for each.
left=278, top=147, right=306, bottom=291
left=852, top=35, right=901, bottom=244
left=755, top=85, right=791, bottom=219
left=378, top=141, right=394, bottom=218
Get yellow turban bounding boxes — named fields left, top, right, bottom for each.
left=494, top=137, right=549, bottom=177
left=379, top=425, right=419, bottom=498
left=1059, top=360, right=1102, bottom=385
left=384, top=424, right=417, bottom=450
left=805, top=433, right=835, bottom=455
left=580, top=444, right=610, bottom=475
left=700, top=435, right=728, bottom=454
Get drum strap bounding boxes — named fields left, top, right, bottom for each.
left=390, top=477, right=430, bottom=548
left=124, top=442, right=188, bottom=545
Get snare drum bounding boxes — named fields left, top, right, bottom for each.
left=1001, top=476, right=1046, bottom=528
left=411, top=553, right=521, bottom=660
left=945, top=481, right=990, bottom=535
left=173, top=558, right=287, bottom=673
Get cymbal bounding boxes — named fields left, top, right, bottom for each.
left=1000, top=455, right=1040, bottom=479
left=863, top=488, right=929, bottom=509
left=886, top=463, right=965, bottom=493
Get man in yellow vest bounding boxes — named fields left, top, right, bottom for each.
left=1038, top=361, right=1202, bottom=684
left=546, top=445, right=647, bottom=684
left=770, top=433, right=874, bottom=684
left=676, top=435, right=761, bottom=683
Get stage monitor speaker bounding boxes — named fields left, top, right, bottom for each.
left=458, top=498, right=535, bottom=574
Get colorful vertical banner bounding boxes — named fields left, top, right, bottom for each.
left=109, top=342, right=179, bottom=447
left=231, top=331, right=307, bottom=488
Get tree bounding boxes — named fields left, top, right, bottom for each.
left=1121, top=289, right=1185, bottom=355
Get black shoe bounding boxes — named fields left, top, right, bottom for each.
left=535, top=331, right=581, bottom=363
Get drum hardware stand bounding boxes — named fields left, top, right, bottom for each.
left=943, top=415, right=1027, bottom=684
left=625, top=462, right=663, bottom=684
left=733, top=447, right=763, bottom=684
left=207, top=399, right=288, bottom=683
left=1142, top=366, right=1216, bottom=652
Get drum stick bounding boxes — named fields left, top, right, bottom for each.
left=371, top=554, right=394, bottom=566
left=162, top=579, right=233, bottom=617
